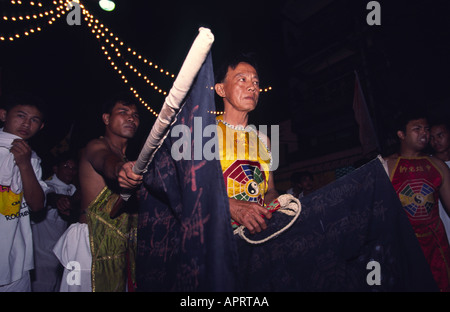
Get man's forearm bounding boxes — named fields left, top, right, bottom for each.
left=264, top=189, right=279, bottom=205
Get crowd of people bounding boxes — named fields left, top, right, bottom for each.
left=1, top=54, right=450, bottom=292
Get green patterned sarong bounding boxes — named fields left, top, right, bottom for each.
left=86, top=187, right=137, bottom=292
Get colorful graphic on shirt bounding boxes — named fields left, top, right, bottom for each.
left=390, top=157, right=442, bottom=224
left=0, top=185, right=23, bottom=217
left=398, top=179, right=436, bottom=219
left=223, top=160, right=266, bottom=206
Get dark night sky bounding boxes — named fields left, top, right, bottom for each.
left=1, top=0, right=450, bottom=173
left=0, top=0, right=288, bottom=163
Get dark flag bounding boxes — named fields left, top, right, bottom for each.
left=236, top=157, right=438, bottom=291
left=136, top=52, right=239, bottom=292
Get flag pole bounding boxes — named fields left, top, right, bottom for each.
left=133, top=27, right=214, bottom=174
left=115, top=28, right=214, bottom=206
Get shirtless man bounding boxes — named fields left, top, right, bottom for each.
left=78, top=97, right=142, bottom=292
left=383, top=111, right=450, bottom=291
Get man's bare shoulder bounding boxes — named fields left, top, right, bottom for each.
left=82, top=137, right=110, bottom=159
left=85, top=137, right=108, bottom=151
left=428, top=155, right=450, bottom=172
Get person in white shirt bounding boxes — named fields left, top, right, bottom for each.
left=31, top=153, right=79, bottom=292
left=430, top=121, right=450, bottom=243
left=0, top=95, right=48, bottom=292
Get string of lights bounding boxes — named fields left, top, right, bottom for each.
left=84, top=14, right=171, bottom=95
left=83, top=12, right=273, bottom=97
left=1, top=0, right=272, bottom=116
left=80, top=3, right=162, bottom=116
left=9, top=0, right=43, bottom=6
left=0, top=1, right=70, bottom=42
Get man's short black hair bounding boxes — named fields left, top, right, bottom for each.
left=394, top=109, right=429, bottom=134
left=54, top=151, right=78, bottom=167
left=430, top=115, right=450, bottom=132
left=215, top=52, right=260, bottom=84
left=0, top=93, right=48, bottom=122
left=101, top=93, right=139, bottom=115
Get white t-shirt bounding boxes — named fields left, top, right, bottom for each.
left=31, top=174, right=77, bottom=291
left=45, top=174, right=76, bottom=197
left=32, top=174, right=76, bottom=251
left=0, top=129, right=49, bottom=286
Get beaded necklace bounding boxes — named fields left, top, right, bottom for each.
left=216, top=117, right=273, bottom=170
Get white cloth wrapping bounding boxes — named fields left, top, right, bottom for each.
left=133, top=27, right=214, bottom=174
left=53, top=223, right=92, bottom=292
left=46, top=174, right=77, bottom=197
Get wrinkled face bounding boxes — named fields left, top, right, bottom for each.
left=56, top=159, right=78, bottom=185
left=398, top=118, right=430, bottom=151
left=103, top=102, right=140, bottom=139
left=215, top=62, right=260, bottom=113
left=0, top=105, right=44, bottom=140
left=430, top=125, right=450, bottom=153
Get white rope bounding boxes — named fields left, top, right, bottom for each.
left=234, top=194, right=302, bottom=244
left=133, top=27, right=215, bottom=175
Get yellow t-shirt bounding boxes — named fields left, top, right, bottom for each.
left=216, top=116, right=272, bottom=228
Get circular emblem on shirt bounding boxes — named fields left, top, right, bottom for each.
left=398, top=179, right=435, bottom=219
left=245, top=180, right=260, bottom=198
left=414, top=194, right=424, bottom=205
left=223, top=160, right=266, bottom=206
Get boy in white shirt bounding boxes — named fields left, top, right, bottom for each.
left=31, top=153, right=79, bottom=292
left=0, top=95, right=49, bottom=292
